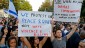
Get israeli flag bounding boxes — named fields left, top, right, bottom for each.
left=9, top=0, right=18, bottom=18
left=4, top=0, right=18, bottom=18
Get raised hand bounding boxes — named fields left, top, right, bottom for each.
left=71, top=24, right=77, bottom=31
left=4, top=27, right=8, bottom=35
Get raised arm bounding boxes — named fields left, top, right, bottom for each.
left=0, top=28, right=8, bottom=45
left=66, top=18, right=80, bottom=40
left=20, top=37, right=31, bottom=48
left=51, top=32, right=55, bottom=41
left=50, top=18, right=55, bottom=41
left=66, top=24, right=77, bottom=40
left=39, top=36, right=48, bottom=48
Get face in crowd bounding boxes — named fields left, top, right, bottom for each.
left=55, top=30, right=62, bottom=38
left=60, top=24, right=64, bottom=29
left=34, top=36, right=39, bottom=45
left=8, top=37, right=17, bottom=48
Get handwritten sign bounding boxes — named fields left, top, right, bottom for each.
left=18, top=11, right=52, bottom=37
left=54, top=0, right=83, bottom=22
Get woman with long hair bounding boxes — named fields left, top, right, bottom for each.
left=30, top=36, right=48, bottom=48
left=0, top=27, right=31, bottom=48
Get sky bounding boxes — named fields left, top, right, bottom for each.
left=27, top=0, right=45, bottom=11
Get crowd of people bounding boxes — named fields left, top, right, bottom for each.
left=0, top=17, right=85, bottom=48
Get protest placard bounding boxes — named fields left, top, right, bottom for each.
left=18, top=11, right=52, bottom=37
left=54, top=0, right=83, bottom=22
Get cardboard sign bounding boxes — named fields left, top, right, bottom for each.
left=54, top=0, right=83, bottom=22
left=18, top=11, right=52, bottom=37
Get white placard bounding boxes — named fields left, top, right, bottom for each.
left=18, top=11, right=52, bottom=37
left=54, top=0, right=83, bottom=22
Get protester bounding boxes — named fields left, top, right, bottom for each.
left=66, top=28, right=81, bottom=48
left=0, top=26, right=31, bottom=48
left=0, top=16, right=85, bottom=48
left=29, top=36, right=48, bottom=48
left=0, top=22, right=3, bottom=39
left=80, top=31, right=85, bottom=39
left=78, top=39, right=85, bottom=48
left=51, top=18, right=78, bottom=48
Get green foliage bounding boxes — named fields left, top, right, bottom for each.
left=38, top=0, right=85, bottom=22
left=18, top=0, right=32, bottom=11
left=38, top=0, right=53, bottom=12
left=39, top=0, right=85, bottom=17
left=0, top=0, right=9, bottom=9
left=0, top=0, right=32, bottom=11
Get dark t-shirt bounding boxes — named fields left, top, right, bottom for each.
left=66, top=32, right=81, bottom=48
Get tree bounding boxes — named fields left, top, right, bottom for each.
left=39, top=0, right=85, bottom=22
left=18, top=0, right=32, bottom=11
left=0, top=0, right=8, bottom=9
left=0, top=0, right=32, bottom=11
left=38, top=0, right=53, bottom=12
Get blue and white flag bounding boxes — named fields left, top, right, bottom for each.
left=4, top=0, right=18, bottom=18
left=3, top=8, right=8, bottom=14
left=9, top=0, right=18, bottom=18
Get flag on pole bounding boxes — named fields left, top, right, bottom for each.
left=8, top=0, right=18, bottom=18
